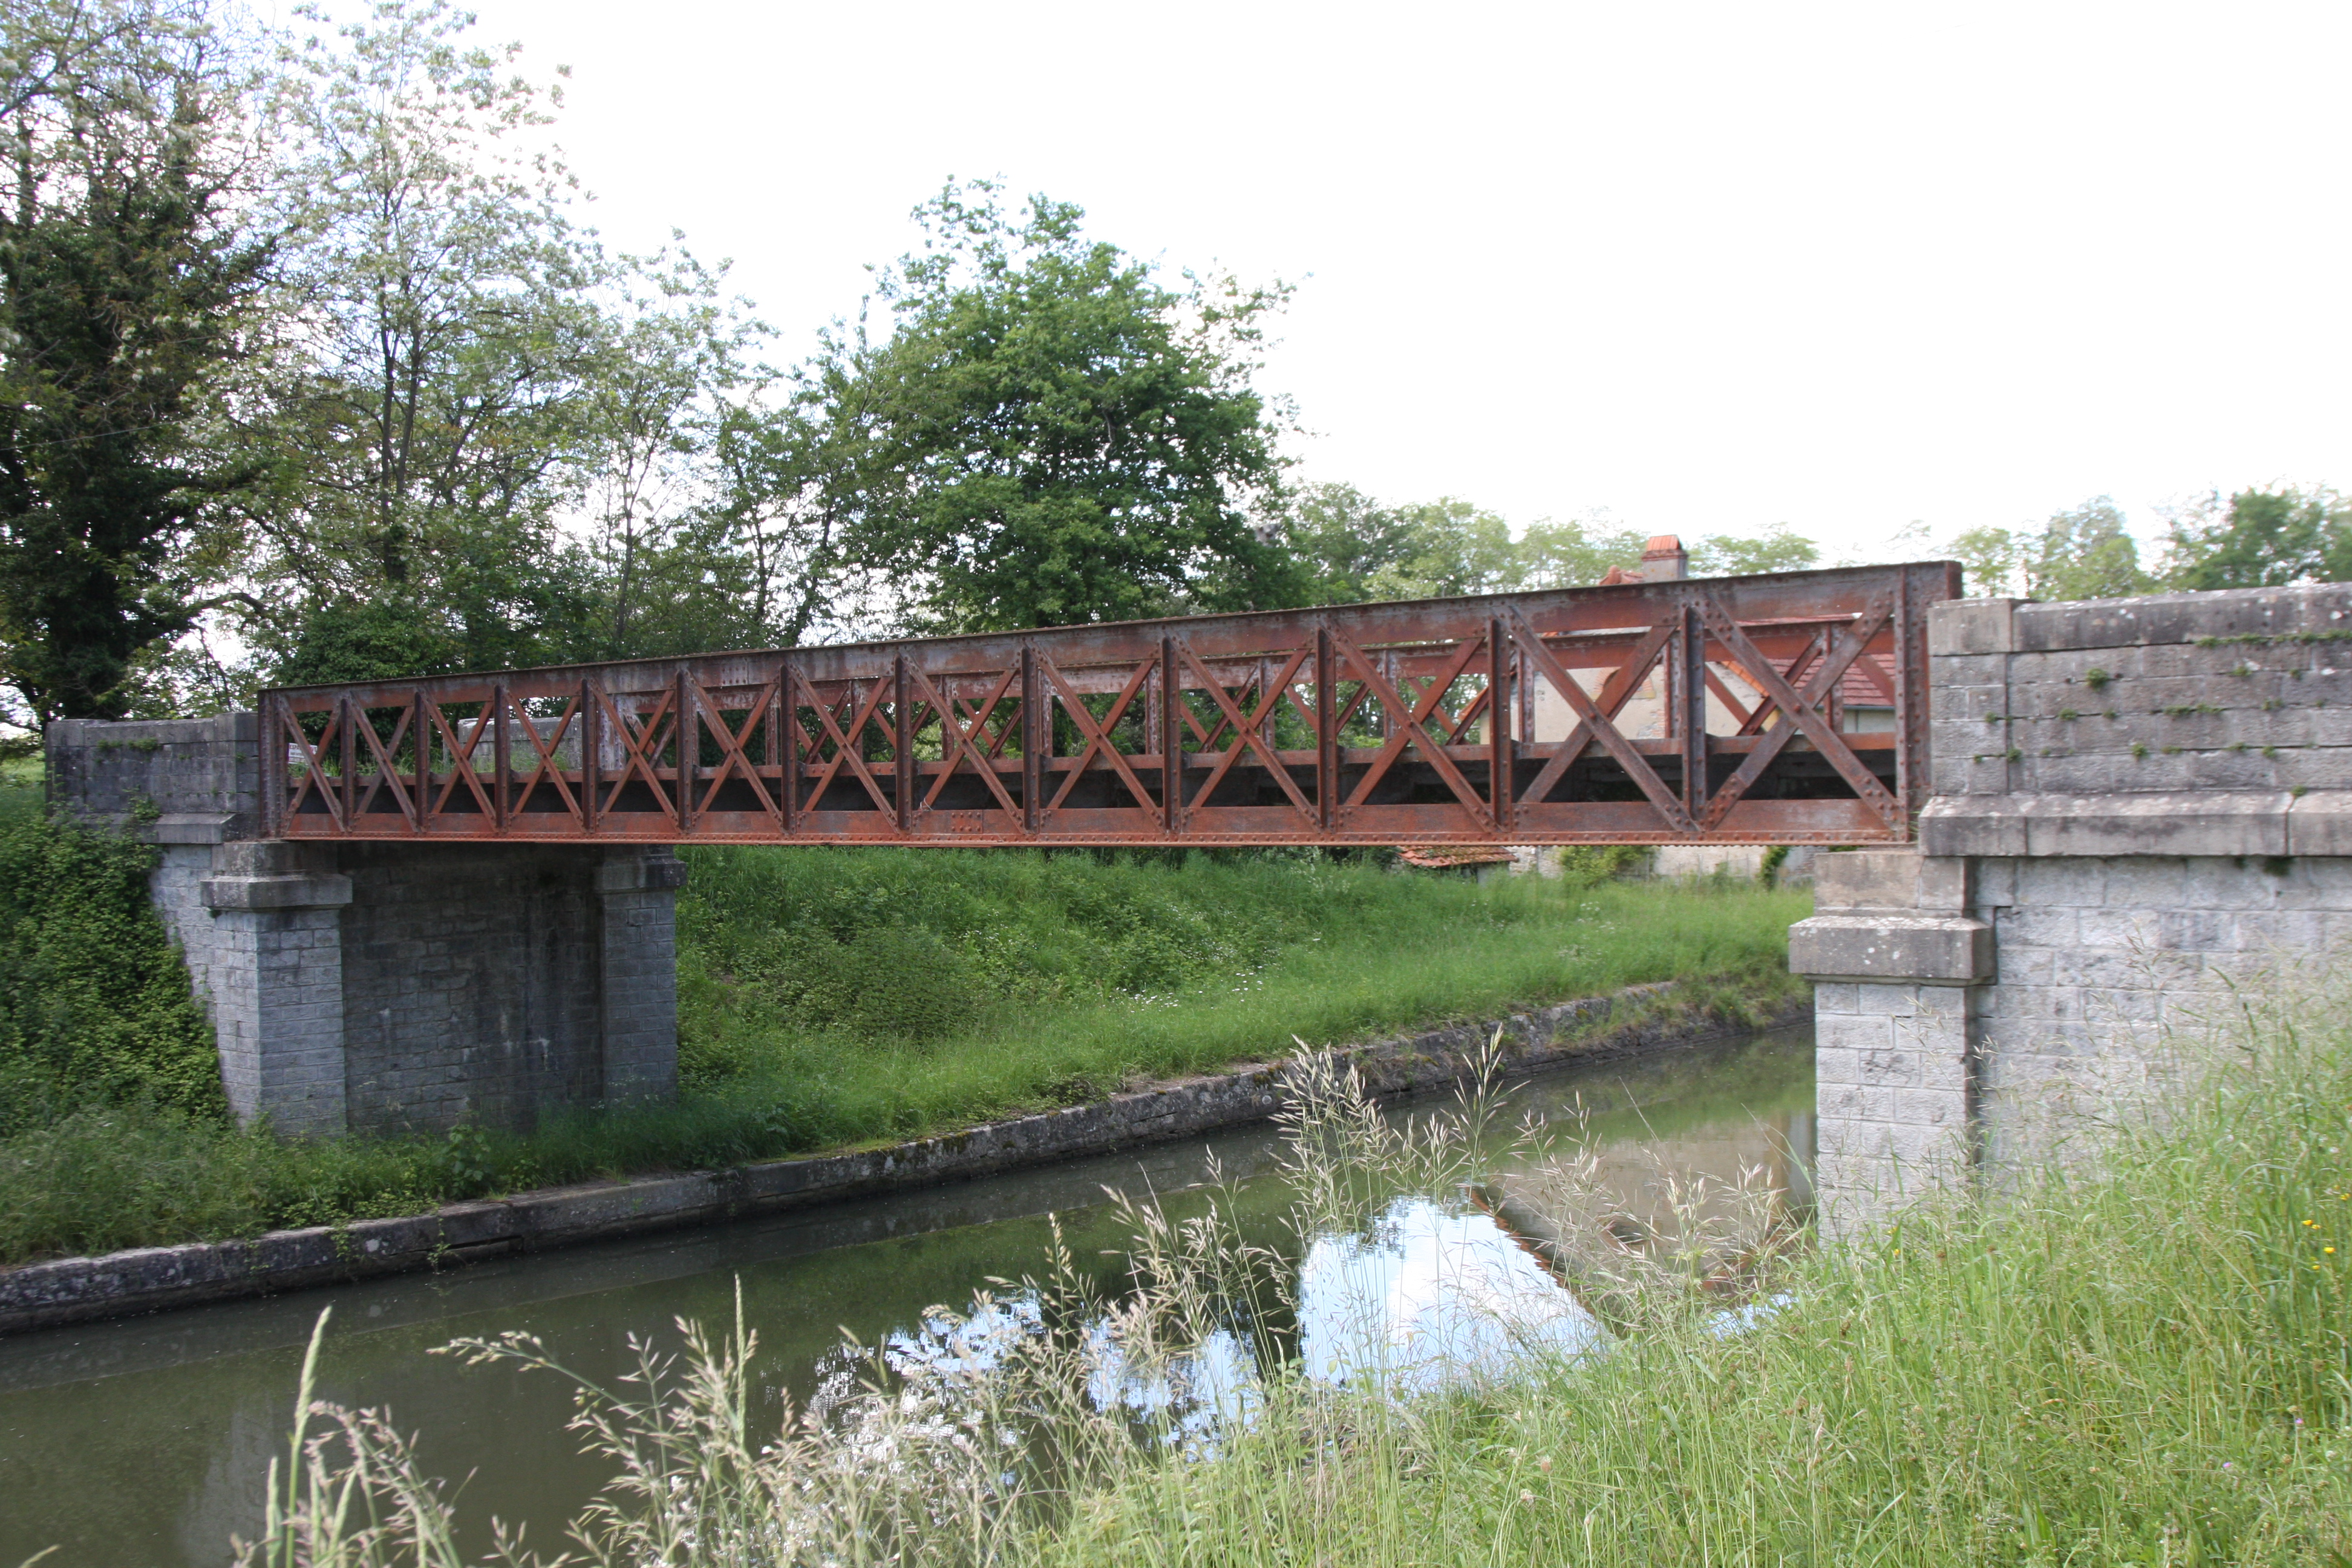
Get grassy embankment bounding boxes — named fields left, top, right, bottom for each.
left=0, top=777, right=1808, bottom=1265
left=252, top=964, right=2352, bottom=1568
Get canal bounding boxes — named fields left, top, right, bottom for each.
left=0, top=1025, right=1811, bottom=1566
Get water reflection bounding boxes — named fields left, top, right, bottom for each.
left=0, top=1025, right=1811, bottom=1568
left=872, top=1193, right=1606, bottom=1460
left=1297, top=1199, right=1603, bottom=1391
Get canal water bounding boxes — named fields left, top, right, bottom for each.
left=0, top=1025, right=1812, bottom=1567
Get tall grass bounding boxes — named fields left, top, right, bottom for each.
left=237, top=970, right=2352, bottom=1567
left=0, top=844, right=1805, bottom=1264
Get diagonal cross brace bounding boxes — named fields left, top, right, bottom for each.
left=276, top=693, right=348, bottom=830
left=1506, top=611, right=1694, bottom=834
left=1696, top=596, right=1902, bottom=829
left=505, top=692, right=584, bottom=829
left=350, top=702, right=417, bottom=828
left=691, top=675, right=783, bottom=823
left=1042, top=656, right=1160, bottom=817
left=1177, top=641, right=1316, bottom=823
left=909, top=665, right=1024, bottom=825
left=793, top=668, right=898, bottom=822
left=587, top=684, right=677, bottom=823
left=1330, top=627, right=1495, bottom=825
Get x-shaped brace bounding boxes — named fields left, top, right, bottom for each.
left=792, top=668, right=898, bottom=821
left=1178, top=641, right=1316, bottom=823
left=1696, top=597, right=1901, bottom=829
left=1506, top=611, right=1694, bottom=834
left=909, top=665, right=1023, bottom=824
left=1042, top=656, right=1160, bottom=816
left=1331, top=627, right=1493, bottom=823
left=690, top=676, right=783, bottom=823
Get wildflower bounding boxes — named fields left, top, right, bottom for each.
left=2328, top=1247, right=2337, bottom=1255
left=1520, top=1491, right=1535, bottom=1506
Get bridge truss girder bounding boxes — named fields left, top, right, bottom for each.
left=262, top=561, right=1958, bottom=847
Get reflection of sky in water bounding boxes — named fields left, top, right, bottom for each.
left=1297, top=1199, right=1604, bottom=1393
left=867, top=1196, right=1602, bottom=1449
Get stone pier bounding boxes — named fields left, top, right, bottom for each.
left=47, top=713, right=684, bottom=1136
left=1792, top=584, right=2352, bottom=1233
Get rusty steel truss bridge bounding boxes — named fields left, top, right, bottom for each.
left=261, top=561, right=1958, bottom=848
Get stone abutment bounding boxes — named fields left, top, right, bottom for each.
left=46, top=713, right=683, bottom=1136
left=1792, top=585, right=2352, bottom=1233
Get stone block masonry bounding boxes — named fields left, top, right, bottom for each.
left=47, top=716, right=684, bottom=1135
left=1795, top=584, right=2352, bottom=1236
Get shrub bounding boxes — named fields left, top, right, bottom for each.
left=0, top=787, right=220, bottom=1132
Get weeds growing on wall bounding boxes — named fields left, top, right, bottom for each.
left=231, top=975, right=2352, bottom=1567
left=0, top=782, right=221, bottom=1134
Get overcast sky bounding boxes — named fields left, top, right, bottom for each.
left=410, top=0, right=2347, bottom=561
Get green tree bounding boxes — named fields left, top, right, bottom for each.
left=242, top=0, right=612, bottom=681
left=1947, top=523, right=2025, bottom=598
left=2163, top=486, right=2352, bottom=590
left=0, top=1, right=269, bottom=720
left=1279, top=482, right=1814, bottom=603
left=826, top=182, right=1299, bottom=633
left=1901, top=500, right=2152, bottom=602
left=690, top=394, right=890, bottom=649
left=1278, top=485, right=1540, bottom=601
left=1688, top=522, right=1819, bottom=577
left=2028, top=497, right=2152, bottom=601
left=568, top=248, right=779, bottom=660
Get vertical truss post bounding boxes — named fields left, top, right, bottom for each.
left=1894, top=571, right=1922, bottom=817
left=411, top=689, right=428, bottom=834
left=1679, top=606, right=1708, bottom=823
left=581, top=680, right=599, bottom=835
left=1020, top=644, right=1042, bottom=834
left=1161, top=638, right=1183, bottom=837
left=1145, top=656, right=1163, bottom=761
left=1315, top=624, right=1336, bottom=832
left=676, top=668, right=695, bottom=837
left=1517, top=645, right=1536, bottom=743
left=339, top=693, right=358, bottom=828
left=492, top=682, right=511, bottom=831
left=894, top=653, right=913, bottom=833
left=261, top=696, right=284, bottom=838
left=1488, top=617, right=1513, bottom=834
left=1256, top=658, right=1275, bottom=750
left=776, top=658, right=796, bottom=832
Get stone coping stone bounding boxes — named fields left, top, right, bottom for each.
left=0, top=984, right=1806, bottom=1335
left=1931, top=586, right=2352, bottom=656
left=1787, top=912, right=1994, bottom=985
left=1916, top=791, right=2347, bottom=858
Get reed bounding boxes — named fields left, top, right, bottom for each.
left=230, top=969, right=2352, bottom=1566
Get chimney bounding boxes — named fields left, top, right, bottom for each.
left=1639, top=535, right=1687, bottom=581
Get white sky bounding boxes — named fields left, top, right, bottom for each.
left=431, top=0, right=2351, bottom=562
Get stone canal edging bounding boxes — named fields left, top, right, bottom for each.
left=0, top=984, right=1808, bottom=1334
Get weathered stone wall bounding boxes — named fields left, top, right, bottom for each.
left=45, top=716, right=684, bottom=1135
left=46, top=711, right=260, bottom=843
left=1794, top=584, right=2352, bottom=1233
left=1926, top=587, right=2352, bottom=845
left=339, top=844, right=606, bottom=1133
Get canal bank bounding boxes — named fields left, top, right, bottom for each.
left=0, top=982, right=1806, bottom=1334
